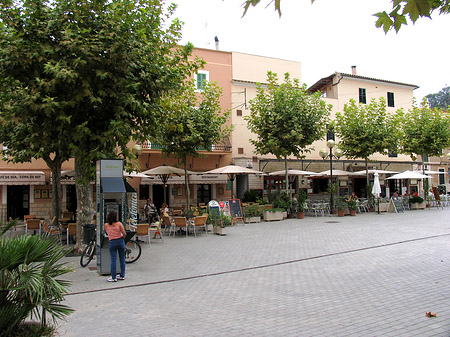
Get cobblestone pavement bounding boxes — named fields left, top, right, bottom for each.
left=56, top=208, right=450, bottom=336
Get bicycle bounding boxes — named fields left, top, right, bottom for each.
left=80, top=229, right=142, bottom=267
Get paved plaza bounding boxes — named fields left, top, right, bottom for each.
left=57, top=208, right=450, bottom=336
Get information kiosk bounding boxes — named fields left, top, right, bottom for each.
left=96, top=159, right=135, bottom=275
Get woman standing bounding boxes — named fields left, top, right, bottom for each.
left=104, top=211, right=126, bottom=282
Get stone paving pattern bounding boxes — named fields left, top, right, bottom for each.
left=57, top=208, right=450, bottom=336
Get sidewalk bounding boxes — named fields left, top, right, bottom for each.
left=57, top=209, right=450, bottom=336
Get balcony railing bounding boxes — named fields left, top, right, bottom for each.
left=141, top=139, right=231, bottom=152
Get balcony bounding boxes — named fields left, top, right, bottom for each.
left=141, top=138, right=231, bottom=152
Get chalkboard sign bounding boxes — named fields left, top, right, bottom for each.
left=388, top=197, right=404, bottom=213
left=228, top=199, right=243, bottom=225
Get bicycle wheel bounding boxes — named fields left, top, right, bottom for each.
left=124, top=240, right=141, bottom=264
left=80, top=241, right=96, bottom=267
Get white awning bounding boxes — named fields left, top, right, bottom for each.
left=0, top=171, right=46, bottom=185
left=141, top=174, right=228, bottom=185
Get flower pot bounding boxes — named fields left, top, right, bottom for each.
left=263, top=210, right=284, bottom=221
left=337, top=209, right=345, bottom=217
left=297, top=211, right=305, bottom=219
left=349, top=209, right=357, bottom=216
left=213, top=226, right=227, bottom=235
left=244, top=216, right=261, bottom=223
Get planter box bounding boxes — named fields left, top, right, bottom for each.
left=206, top=224, right=214, bottom=232
left=282, top=211, right=287, bottom=219
left=213, top=226, right=227, bottom=235
left=263, top=210, right=284, bottom=222
left=244, top=216, right=261, bottom=223
left=375, top=203, right=389, bottom=212
left=411, top=201, right=426, bottom=210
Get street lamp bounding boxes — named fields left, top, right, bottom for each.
left=320, top=140, right=343, bottom=210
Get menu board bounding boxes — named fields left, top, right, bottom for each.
left=228, top=199, right=243, bottom=219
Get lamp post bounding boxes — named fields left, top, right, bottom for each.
left=320, top=140, right=343, bottom=210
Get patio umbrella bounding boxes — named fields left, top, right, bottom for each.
left=123, top=171, right=149, bottom=178
left=311, top=169, right=358, bottom=177
left=142, top=165, right=196, bottom=202
left=203, top=164, right=264, bottom=198
left=353, top=169, right=398, bottom=175
left=372, top=171, right=382, bottom=214
left=412, top=170, right=444, bottom=175
left=268, top=169, right=316, bottom=176
left=385, top=170, right=431, bottom=180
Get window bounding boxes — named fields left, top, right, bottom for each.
left=387, top=92, right=395, bottom=107
left=359, top=88, right=367, bottom=104
left=236, top=109, right=242, bottom=116
left=195, top=70, right=209, bottom=91
left=238, top=147, right=244, bottom=154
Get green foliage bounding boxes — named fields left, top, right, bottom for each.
left=426, top=86, right=450, bottom=109
left=242, top=189, right=261, bottom=202
left=268, top=191, right=290, bottom=211
left=400, top=98, right=450, bottom=159
left=336, top=196, right=347, bottom=210
left=246, top=71, right=330, bottom=161
left=410, top=195, right=424, bottom=203
left=156, top=79, right=231, bottom=207
left=0, top=222, right=73, bottom=336
left=242, top=0, right=450, bottom=32
left=334, top=98, right=401, bottom=160
left=296, top=190, right=307, bottom=212
left=346, top=199, right=358, bottom=210
left=243, top=204, right=263, bottom=217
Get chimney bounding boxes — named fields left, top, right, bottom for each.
left=351, top=65, right=357, bottom=75
left=214, top=36, right=219, bottom=50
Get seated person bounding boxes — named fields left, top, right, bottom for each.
left=346, top=192, right=358, bottom=202
left=160, top=203, right=169, bottom=217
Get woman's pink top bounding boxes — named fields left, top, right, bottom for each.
left=105, top=222, right=123, bottom=240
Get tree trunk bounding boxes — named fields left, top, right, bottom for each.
left=43, top=154, right=62, bottom=220
left=284, top=156, right=290, bottom=200
left=184, top=157, right=191, bottom=210
left=74, top=156, right=94, bottom=251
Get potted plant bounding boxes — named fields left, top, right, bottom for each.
left=410, top=195, right=425, bottom=210
left=243, top=204, right=262, bottom=223
left=347, top=199, right=358, bottom=216
left=336, top=197, right=347, bottom=217
left=263, top=208, right=285, bottom=221
left=213, top=213, right=231, bottom=235
left=296, top=190, right=307, bottom=219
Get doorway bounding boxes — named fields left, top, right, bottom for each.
left=197, top=184, right=211, bottom=204
left=7, top=185, right=29, bottom=219
left=152, top=185, right=168, bottom=210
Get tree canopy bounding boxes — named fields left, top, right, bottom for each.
left=334, top=98, right=401, bottom=186
left=156, top=79, right=230, bottom=208
left=400, top=98, right=450, bottom=159
left=246, top=71, right=330, bottom=195
left=426, top=86, right=450, bottom=109
left=242, top=0, right=450, bottom=32
left=0, top=0, right=203, bottom=247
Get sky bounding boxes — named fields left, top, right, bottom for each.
left=170, top=0, right=450, bottom=102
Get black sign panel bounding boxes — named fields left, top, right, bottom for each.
left=392, top=197, right=404, bottom=212
left=228, top=199, right=242, bottom=218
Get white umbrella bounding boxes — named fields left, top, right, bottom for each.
left=268, top=169, right=316, bottom=176
left=412, top=170, right=444, bottom=175
left=204, top=164, right=264, bottom=198
left=142, top=165, right=196, bottom=202
left=386, top=170, right=431, bottom=180
left=371, top=171, right=382, bottom=197
left=123, top=171, right=148, bottom=178
left=311, top=169, right=358, bottom=177
left=354, top=169, right=398, bottom=175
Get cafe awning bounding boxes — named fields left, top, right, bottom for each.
left=141, top=174, right=228, bottom=185
left=0, top=171, right=46, bottom=185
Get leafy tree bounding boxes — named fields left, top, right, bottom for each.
left=0, top=221, right=73, bottom=336
left=246, top=71, right=331, bottom=198
left=242, top=0, right=450, bottom=32
left=156, top=80, right=230, bottom=208
left=0, top=0, right=203, bottom=249
left=334, top=98, right=401, bottom=187
left=426, top=86, right=450, bottom=109
left=400, top=98, right=450, bottom=197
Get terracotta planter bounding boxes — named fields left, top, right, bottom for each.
left=297, top=211, right=305, bottom=219
left=337, top=209, right=345, bottom=217
left=349, top=209, right=357, bottom=216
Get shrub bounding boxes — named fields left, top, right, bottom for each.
left=410, top=196, right=424, bottom=203
left=242, top=189, right=262, bottom=203
left=0, top=221, right=73, bottom=336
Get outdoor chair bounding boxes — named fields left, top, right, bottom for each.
left=66, top=223, right=77, bottom=247
left=26, top=218, right=41, bottom=236
left=41, top=217, right=62, bottom=243
left=172, top=217, right=188, bottom=237
left=189, top=215, right=208, bottom=237
left=136, top=223, right=150, bottom=244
